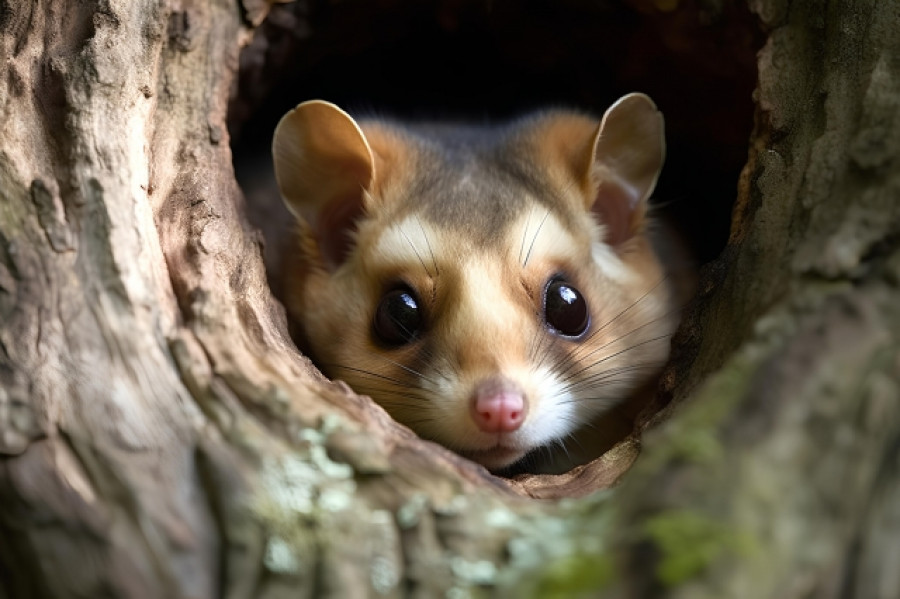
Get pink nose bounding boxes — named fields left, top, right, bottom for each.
left=471, top=380, right=527, bottom=433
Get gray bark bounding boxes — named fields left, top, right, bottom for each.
left=0, top=0, right=898, bottom=598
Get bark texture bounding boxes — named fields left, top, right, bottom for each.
left=0, top=0, right=898, bottom=598
left=603, top=1, right=900, bottom=596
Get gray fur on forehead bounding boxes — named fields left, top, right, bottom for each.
left=380, top=122, right=576, bottom=246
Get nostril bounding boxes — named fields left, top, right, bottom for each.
left=470, top=378, right=528, bottom=433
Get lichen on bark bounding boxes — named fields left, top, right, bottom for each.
left=1, top=0, right=899, bottom=597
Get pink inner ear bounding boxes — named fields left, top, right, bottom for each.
left=592, top=182, right=637, bottom=247
left=315, top=193, right=366, bottom=270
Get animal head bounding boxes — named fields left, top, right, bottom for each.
left=273, top=94, right=677, bottom=471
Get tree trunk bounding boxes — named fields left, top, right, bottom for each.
left=0, top=1, right=897, bottom=598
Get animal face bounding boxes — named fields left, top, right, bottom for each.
left=274, top=95, right=678, bottom=471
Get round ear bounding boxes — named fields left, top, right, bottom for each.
left=272, top=100, right=375, bottom=269
left=589, top=93, right=665, bottom=246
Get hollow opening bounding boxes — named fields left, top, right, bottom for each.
left=230, top=0, right=764, bottom=482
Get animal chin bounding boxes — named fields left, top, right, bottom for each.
left=459, top=443, right=529, bottom=471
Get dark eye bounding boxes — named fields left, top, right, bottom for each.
left=373, top=287, right=423, bottom=347
left=544, top=279, right=589, bottom=337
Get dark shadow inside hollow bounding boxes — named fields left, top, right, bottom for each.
left=229, top=0, right=763, bottom=479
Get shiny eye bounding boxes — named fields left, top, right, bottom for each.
left=373, top=287, right=423, bottom=347
left=544, top=279, right=589, bottom=337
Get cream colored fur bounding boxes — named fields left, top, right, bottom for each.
left=274, top=94, right=682, bottom=473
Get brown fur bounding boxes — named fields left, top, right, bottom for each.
left=274, top=95, right=686, bottom=473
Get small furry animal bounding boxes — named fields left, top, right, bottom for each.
left=272, top=94, right=684, bottom=474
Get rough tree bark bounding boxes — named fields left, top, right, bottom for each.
left=0, top=1, right=897, bottom=598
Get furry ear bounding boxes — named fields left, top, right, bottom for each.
left=589, top=93, right=665, bottom=246
left=272, top=100, right=375, bottom=270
